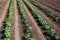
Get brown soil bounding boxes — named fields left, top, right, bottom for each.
left=13, top=0, right=20, bottom=40
left=20, top=0, right=46, bottom=40
left=0, top=0, right=9, bottom=18
left=0, top=0, right=60, bottom=40
left=35, top=0, right=60, bottom=12
left=0, top=0, right=10, bottom=39
left=0, top=0, right=5, bottom=7
left=0, top=0, right=6, bottom=10
left=27, top=0, right=60, bottom=36
left=0, top=0, right=10, bottom=31
left=10, top=0, right=24, bottom=40
left=0, top=0, right=2, bottom=2
left=0, top=0, right=3, bottom=6
left=31, top=0, right=60, bottom=27
left=32, top=0, right=60, bottom=18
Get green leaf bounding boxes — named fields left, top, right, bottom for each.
left=46, top=29, right=55, bottom=36
left=25, top=25, right=32, bottom=33
left=52, top=35, right=60, bottom=40
left=3, top=37, right=10, bottom=40
left=24, top=33, right=30, bottom=39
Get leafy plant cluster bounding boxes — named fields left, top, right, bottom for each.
left=3, top=0, right=13, bottom=40
left=29, top=0, right=60, bottom=24
left=23, top=0, right=60, bottom=40
left=17, top=0, right=34, bottom=40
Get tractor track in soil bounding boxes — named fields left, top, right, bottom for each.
left=0, top=0, right=10, bottom=39
left=26, top=0, right=60, bottom=36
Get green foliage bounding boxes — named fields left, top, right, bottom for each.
left=24, top=33, right=34, bottom=40
left=44, top=25, right=50, bottom=30
left=24, top=33, right=30, bottom=39
left=22, top=18, right=28, bottom=24
left=52, top=35, right=60, bottom=40
left=3, top=37, right=10, bottom=40
left=4, top=27, right=10, bottom=37
left=3, top=0, right=13, bottom=39
left=29, top=0, right=60, bottom=23
left=17, top=0, right=34, bottom=40
left=28, top=37, right=34, bottom=40
left=46, top=29, right=55, bottom=36
left=25, top=25, right=32, bottom=33
left=23, top=0, right=60, bottom=39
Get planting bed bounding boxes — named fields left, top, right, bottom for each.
left=0, top=0, right=60, bottom=40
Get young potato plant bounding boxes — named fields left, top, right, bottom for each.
left=23, top=0, right=60, bottom=40
left=24, top=33, right=30, bottom=39
left=17, top=0, right=34, bottom=40
left=46, top=29, right=55, bottom=36
left=52, top=35, right=60, bottom=40
left=24, top=33, right=34, bottom=40
left=25, top=24, right=32, bottom=33
left=4, top=27, right=10, bottom=37
left=28, top=37, right=34, bottom=40
left=3, top=37, right=10, bottom=40
left=3, top=0, right=13, bottom=40
left=44, top=25, right=50, bottom=30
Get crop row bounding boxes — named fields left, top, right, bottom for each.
left=17, top=0, right=34, bottom=40
left=23, top=0, right=60, bottom=40
left=29, top=0, right=60, bottom=24
left=3, top=0, right=13, bottom=40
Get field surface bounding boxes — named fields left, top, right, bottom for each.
left=0, top=0, right=60, bottom=40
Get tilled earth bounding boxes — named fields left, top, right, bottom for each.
left=0, top=0, right=60, bottom=40
left=35, top=0, right=60, bottom=12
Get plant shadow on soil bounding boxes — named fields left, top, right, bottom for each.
left=0, top=21, right=7, bottom=39
left=22, top=29, right=28, bottom=40
left=22, top=37, right=27, bottom=40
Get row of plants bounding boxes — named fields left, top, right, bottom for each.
left=23, top=0, right=60, bottom=40
left=17, top=0, right=34, bottom=40
left=29, top=0, right=60, bottom=24
left=3, top=0, right=13, bottom=40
